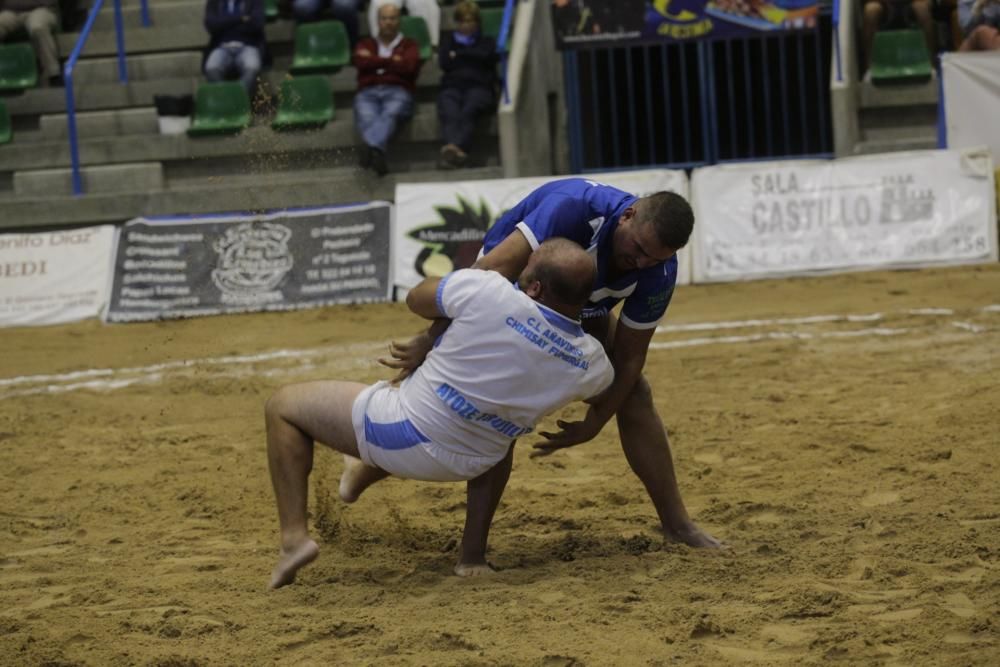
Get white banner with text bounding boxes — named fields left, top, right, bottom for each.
left=0, top=226, right=116, bottom=328
left=393, top=169, right=691, bottom=291
left=690, top=150, right=998, bottom=283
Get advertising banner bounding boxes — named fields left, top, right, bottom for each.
left=393, top=169, right=691, bottom=291
left=553, top=0, right=819, bottom=48
left=0, top=226, right=116, bottom=328
left=690, top=150, right=999, bottom=283
left=943, top=52, right=1000, bottom=164
left=105, top=203, right=392, bottom=323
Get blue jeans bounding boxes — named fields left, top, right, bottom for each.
left=204, top=43, right=262, bottom=94
left=354, top=85, right=413, bottom=152
left=293, top=0, right=361, bottom=47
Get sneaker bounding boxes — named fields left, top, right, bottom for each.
left=370, top=147, right=388, bottom=176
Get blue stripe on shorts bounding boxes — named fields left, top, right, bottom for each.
left=364, top=416, right=430, bottom=450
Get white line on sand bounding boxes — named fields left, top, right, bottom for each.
left=1, top=305, right=995, bottom=399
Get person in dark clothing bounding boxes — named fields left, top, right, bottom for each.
left=436, top=1, right=498, bottom=169
left=203, top=0, right=267, bottom=95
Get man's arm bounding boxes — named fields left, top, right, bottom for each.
left=471, top=228, right=532, bottom=279
left=404, top=276, right=443, bottom=320
left=533, top=322, right=653, bottom=456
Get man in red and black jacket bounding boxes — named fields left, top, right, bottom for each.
left=353, top=3, right=422, bottom=176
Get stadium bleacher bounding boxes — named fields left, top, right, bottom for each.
left=0, top=0, right=504, bottom=230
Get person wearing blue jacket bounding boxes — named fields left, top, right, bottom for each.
left=203, top=0, right=267, bottom=95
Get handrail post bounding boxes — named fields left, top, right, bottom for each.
left=64, top=67, right=82, bottom=196
left=140, top=0, right=152, bottom=27
left=113, top=0, right=128, bottom=82
left=833, top=0, right=842, bottom=83
left=497, top=0, right=515, bottom=104
left=65, top=0, right=109, bottom=196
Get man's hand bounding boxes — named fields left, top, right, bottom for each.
left=531, top=407, right=605, bottom=458
left=357, top=48, right=373, bottom=57
left=377, top=331, right=435, bottom=384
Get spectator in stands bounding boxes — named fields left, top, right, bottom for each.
left=861, top=0, right=937, bottom=76
left=292, top=0, right=361, bottom=49
left=368, top=0, right=441, bottom=47
left=353, top=3, right=422, bottom=176
left=436, top=1, right=498, bottom=169
left=203, top=0, right=267, bottom=96
left=0, top=0, right=62, bottom=86
left=958, top=0, right=1000, bottom=50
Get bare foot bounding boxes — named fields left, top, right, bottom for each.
left=665, top=522, right=724, bottom=549
left=454, top=561, right=496, bottom=577
left=339, top=455, right=389, bottom=503
left=269, top=538, right=319, bottom=589
left=339, top=455, right=366, bottom=503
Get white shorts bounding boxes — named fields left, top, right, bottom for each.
left=351, top=381, right=503, bottom=482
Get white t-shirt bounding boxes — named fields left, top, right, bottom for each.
left=399, top=269, right=614, bottom=460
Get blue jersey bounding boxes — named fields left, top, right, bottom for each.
left=482, top=178, right=677, bottom=330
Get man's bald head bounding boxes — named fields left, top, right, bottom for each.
left=518, top=238, right=596, bottom=317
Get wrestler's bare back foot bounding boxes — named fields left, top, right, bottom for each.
left=338, top=455, right=376, bottom=503
left=665, top=522, right=724, bottom=549
left=269, top=538, right=319, bottom=589
left=454, top=562, right=496, bottom=577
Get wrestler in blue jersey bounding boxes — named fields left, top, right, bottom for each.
left=483, top=178, right=678, bottom=329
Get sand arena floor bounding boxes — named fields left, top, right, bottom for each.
left=1, top=264, right=998, bottom=666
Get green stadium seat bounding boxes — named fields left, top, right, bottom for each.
left=0, top=99, right=11, bottom=144
left=870, top=29, right=933, bottom=86
left=401, top=15, right=432, bottom=61
left=272, top=75, right=335, bottom=130
left=265, top=0, right=279, bottom=21
left=480, top=8, right=504, bottom=41
left=187, top=82, right=251, bottom=136
left=0, top=42, right=39, bottom=91
left=290, top=20, right=350, bottom=74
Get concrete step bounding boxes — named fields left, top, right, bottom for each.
left=13, top=161, right=164, bottom=197
left=37, top=107, right=159, bottom=140
left=859, top=77, right=938, bottom=109
left=0, top=164, right=504, bottom=230
left=853, top=134, right=938, bottom=156
left=68, top=51, right=203, bottom=86
left=3, top=76, right=197, bottom=117
left=58, top=19, right=294, bottom=57
left=0, top=101, right=497, bottom=171
left=3, top=62, right=442, bottom=117
left=87, top=0, right=208, bottom=32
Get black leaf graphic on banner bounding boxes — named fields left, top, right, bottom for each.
left=407, top=197, right=493, bottom=277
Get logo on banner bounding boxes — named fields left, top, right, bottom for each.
left=212, top=222, right=294, bottom=304
left=879, top=174, right=935, bottom=224
left=407, top=197, right=493, bottom=277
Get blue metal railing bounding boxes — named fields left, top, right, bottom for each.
left=64, top=0, right=152, bottom=196
left=497, top=0, right=515, bottom=104
left=833, top=0, right=842, bottom=82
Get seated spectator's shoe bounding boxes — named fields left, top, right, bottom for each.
left=48, top=74, right=64, bottom=87
left=371, top=147, right=388, bottom=177
left=358, top=145, right=373, bottom=170
left=452, top=146, right=469, bottom=168
left=438, top=144, right=459, bottom=169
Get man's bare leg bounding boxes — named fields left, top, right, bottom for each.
left=339, top=455, right=390, bottom=503
left=617, top=376, right=721, bottom=548
left=265, top=380, right=368, bottom=589
left=455, top=444, right=514, bottom=576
